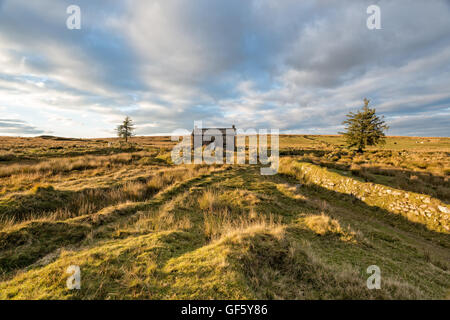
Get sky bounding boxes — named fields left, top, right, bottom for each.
left=0, top=0, right=449, bottom=138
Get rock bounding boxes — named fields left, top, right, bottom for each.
left=437, top=206, right=450, bottom=214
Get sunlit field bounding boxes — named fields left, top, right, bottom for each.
left=0, top=135, right=449, bottom=299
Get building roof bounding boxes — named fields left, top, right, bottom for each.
left=192, top=125, right=236, bottom=135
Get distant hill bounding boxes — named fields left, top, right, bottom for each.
left=36, top=135, right=83, bottom=141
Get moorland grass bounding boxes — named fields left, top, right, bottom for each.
left=0, top=135, right=449, bottom=299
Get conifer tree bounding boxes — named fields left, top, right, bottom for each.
left=116, top=116, right=135, bottom=143
left=341, top=98, right=389, bottom=152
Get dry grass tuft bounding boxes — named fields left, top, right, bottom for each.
left=301, top=213, right=356, bottom=242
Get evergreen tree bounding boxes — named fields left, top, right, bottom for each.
left=340, top=98, right=389, bottom=152
left=116, top=116, right=135, bottom=143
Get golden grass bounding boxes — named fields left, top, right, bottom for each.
left=0, top=135, right=449, bottom=299
left=300, top=213, right=356, bottom=242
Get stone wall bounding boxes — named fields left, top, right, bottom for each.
left=295, top=162, right=449, bottom=233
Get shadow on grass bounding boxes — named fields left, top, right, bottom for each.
left=297, top=159, right=450, bottom=204
left=272, top=171, right=450, bottom=250
left=0, top=167, right=235, bottom=275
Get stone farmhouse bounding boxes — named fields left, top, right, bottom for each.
left=191, top=125, right=236, bottom=151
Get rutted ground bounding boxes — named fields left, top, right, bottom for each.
left=0, top=136, right=449, bottom=299
left=1, top=164, right=449, bottom=299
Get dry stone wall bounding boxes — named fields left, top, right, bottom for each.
left=296, top=162, right=449, bottom=233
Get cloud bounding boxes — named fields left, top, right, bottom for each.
left=0, top=118, right=46, bottom=135
left=0, top=0, right=449, bottom=137
left=388, top=112, right=450, bottom=137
